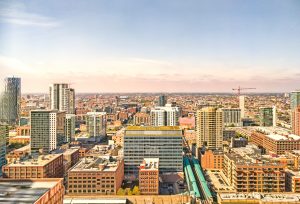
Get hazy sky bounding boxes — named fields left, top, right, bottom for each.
left=0, top=0, right=300, bottom=93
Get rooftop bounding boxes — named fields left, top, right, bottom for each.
left=5, top=154, right=62, bottom=167
left=219, top=192, right=300, bottom=202
left=70, top=156, right=121, bottom=172
left=0, top=178, right=62, bottom=204
left=126, top=126, right=181, bottom=131
left=140, top=158, right=159, bottom=171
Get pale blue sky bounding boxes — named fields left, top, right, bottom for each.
left=0, top=0, right=300, bottom=92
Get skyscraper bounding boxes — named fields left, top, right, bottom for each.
left=65, top=114, right=75, bottom=142
left=259, top=107, right=275, bottom=127
left=239, top=95, right=245, bottom=118
left=0, top=77, right=21, bottom=125
left=31, top=110, right=66, bottom=154
left=158, top=95, right=167, bottom=106
left=196, top=107, right=223, bottom=150
left=0, top=125, right=8, bottom=176
left=86, top=112, right=106, bottom=138
left=291, top=91, right=300, bottom=111
left=150, top=105, right=181, bottom=126
left=49, top=84, right=75, bottom=114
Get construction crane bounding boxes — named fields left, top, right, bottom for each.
left=232, top=86, right=256, bottom=96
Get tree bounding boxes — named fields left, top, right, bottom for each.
left=117, top=188, right=125, bottom=195
left=127, top=189, right=133, bottom=195
left=132, top=186, right=140, bottom=195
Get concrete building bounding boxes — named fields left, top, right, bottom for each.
left=222, top=108, right=242, bottom=127
left=150, top=105, right=181, bottom=126
left=239, top=95, right=245, bottom=118
left=0, top=77, right=21, bottom=125
left=139, top=158, right=159, bottom=195
left=2, top=153, right=64, bottom=179
left=292, top=105, right=300, bottom=136
left=31, top=110, right=66, bottom=154
left=65, top=114, right=75, bottom=142
left=223, top=151, right=285, bottom=193
left=230, top=137, right=248, bottom=148
left=16, top=125, right=31, bottom=136
left=0, top=178, right=64, bottom=204
left=259, top=107, right=275, bottom=127
left=291, top=90, right=300, bottom=111
left=124, top=126, right=183, bottom=177
left=286, top=169, right=300, bottom=193
left=133, top=112, right=150, bottom=125
left=49, top=83, right=75, bottom=114
left=67, top=156, right=124, bottom=195
left=196, top=107, right=223, bottom=150
left=0, top=125, right=8, bottom=176
left=86, top=112, right=106, bottom=138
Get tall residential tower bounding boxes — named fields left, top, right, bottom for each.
left=49, top=83, right=75, bottom=114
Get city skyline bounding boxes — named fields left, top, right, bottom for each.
left=1, top=0, right=300, bottom=92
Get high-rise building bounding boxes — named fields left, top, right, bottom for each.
left=292, top=105, right=300, bottom=136
left=196, top=107, right=223, bottom=150
left=49, top=83, right=75, bottom=114
left=31, top=110, right=66, bottom=154
left=291, top=91, right=300, bottom=111
left=0, top=77, right=21, bottom=125
left=0, top=125, right=8, bottom=176
left=239, top=95, right=245, bottom=118
left=150, top=105, right=181, bottom=126
left=158, top=95, right=167, bottom=106
left=86, top=112, right=106, bottom=138
left=259, top=107, right=275, bottom=127
left=221, top=108, right=242, bottom=127
left=65, top=114, right=75, bottom=142
left=124, top=126, right=183, bottom=177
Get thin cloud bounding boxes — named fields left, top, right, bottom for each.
left=0, top=7, right=60, bottom=28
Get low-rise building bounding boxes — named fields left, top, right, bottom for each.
left=286, top=169, right=300, bottom=193
left=16, top=125, right=31, bottom=136
left=2, top=153, right=64, bottom=179
left=201, top=150, right=223, bottom=170
left=67, top=156, right=124, bottom=195
left=139, top=158, right=159, bottom=195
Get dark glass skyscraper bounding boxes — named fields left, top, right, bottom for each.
left=0, top=77, right=21, bottom=125
left=158, top=95, right=167, bottom=106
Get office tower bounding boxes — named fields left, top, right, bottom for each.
left=86, top=112, right=106, bottom=137
left=65, top=114, right=75, bottom=142
left=292, top=106, right=300, bottom=136
left=158, top=95, right=167, bottom=106
left=259, top=107, right=275, bottom=127
left=0, top=77, right=21, bottom=125
left=150, top=105, right=181, bottom=126
left=139, top=158, right=159, bottom=195
left=31, top=110, right=66, bottom=154
left=239, top=95, right=245, bottom=118
left=291, top=91, right=300, bottom=111
left=0, top=125, right=8, bottom=176
left=124, top=126, right=183, bottom=177
left=49, top=83, right=75, bottom=114
left=222, top=108, right=242, bottom=127
left=196, top=107, right=223, bottom=150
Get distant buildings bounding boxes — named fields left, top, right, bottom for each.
left=291, top=90, right=300, bottom=111
left=86, top=112, right=106, bottom=138
left=124, top=126, right=183, bottom=177
left=259, top=107, right=276, bottom=127
left=0, top=77, right=21, bottom=125
left=150, top=105, right=181, bottom=126
left=2, top=153, right=64, bottom=179
left=133, top=112, right=150, bottom=125
left=49, top=83, right=75, bottom=114
left=31, top=110, right=66, bottom=154
left=239, top=95, right=245, bottom=118
left=67, top=156, right=124, bottom=195
left=196, top=107, right=223, bottom=150
left=139, top=158, right=159, bottom=195
left=222, top=108, right=242, bottom=127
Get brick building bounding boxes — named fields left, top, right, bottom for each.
left=139, top=158, right=159, bottom=195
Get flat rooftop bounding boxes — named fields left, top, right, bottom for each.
left=70, top=156, right=121, bottom=172
left=267, top=134, right=300, bottom=141
left=5, top=153, right=62, bottom=167
left=140, top=158, right=159, bottom=170
left=206, top=169, right=235, bottom=193
left=0, top=179, right=61, bottom=204
left=126, top=126, right=181, bottom=131
left=219, top=192, right=300, bottom=202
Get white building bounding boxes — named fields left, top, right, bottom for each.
left=239, top=95, right=245, bottom=118
left=49, top=83, right=75, bottom=114
left=222, top=108, right=242, bottom=127
left=150, top=105, right=181, bottom=126
left=86, top=112, right=106, bottom=138
left=65, top=114, right=75, bottom=142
